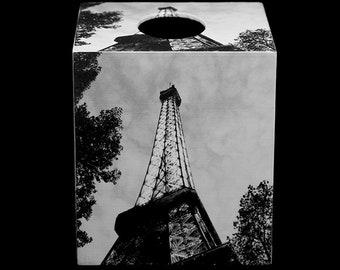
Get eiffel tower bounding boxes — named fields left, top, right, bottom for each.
left=100, top=6, right=240, bottom=51
left=101, top=85, right=239, bottom=266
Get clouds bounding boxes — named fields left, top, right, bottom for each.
left=77, top=51, right=276, bottom=264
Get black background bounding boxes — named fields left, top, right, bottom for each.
left=8, top=0, right=327, bottom=268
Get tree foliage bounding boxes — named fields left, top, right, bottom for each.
left=73, top=52, right=101, bottom=104
left=75, top=5, right=123, bottom=46
left=75, top=103, right=123, bottom=247
left=74, top=52, right=123, bottom=247
left=233, top=29, right=275, bottom=51
left=226, top=180, right=273, bottom=265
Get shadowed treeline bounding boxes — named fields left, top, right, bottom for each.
left=74, top=51, right=124, bottom=247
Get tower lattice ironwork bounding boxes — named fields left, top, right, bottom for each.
left=135, top=85, right=194, bottom=206
left=102, top=85, right=238, bottom=266
left=100, top=6, right=235, bottom=52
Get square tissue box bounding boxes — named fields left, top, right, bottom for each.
left=73, top=2, right=276, bottom=266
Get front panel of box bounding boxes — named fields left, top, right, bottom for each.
left=73, top=2, right=276, bottom=266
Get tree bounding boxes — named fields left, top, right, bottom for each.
left=226, top=180, right=273, bottom=265
left=73, top=52, right=123, bottom=247
left=233, top=29, right=275, bottom=51
left=73, top=52, right=102, bottom=104
left=75, top=4, right=123, bottom=46
left=75, top=103, right=123, bottom=247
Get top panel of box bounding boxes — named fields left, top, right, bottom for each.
left=73, top=2, right=276, bottom=52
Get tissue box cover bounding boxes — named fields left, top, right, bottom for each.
left=73, top=2, right=276, bottom=266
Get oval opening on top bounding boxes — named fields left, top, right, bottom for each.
left=138, top=13, right=206, bottom=39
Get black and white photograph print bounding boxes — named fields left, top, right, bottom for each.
left=73, top=2, right=275, bottom=52
left=73, top=2, right=276, bottom=266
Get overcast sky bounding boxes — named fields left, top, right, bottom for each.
left=73, top=2, right=271, bottom=52
left=76, top=51, right=276, bottom=264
